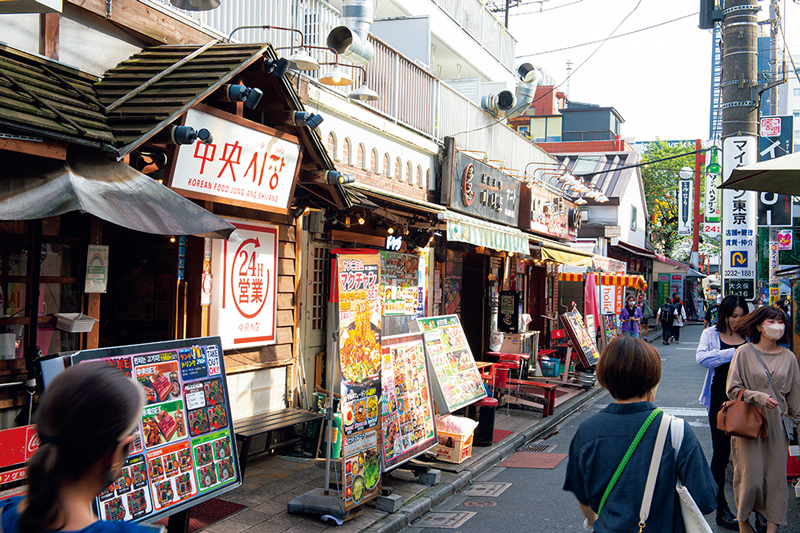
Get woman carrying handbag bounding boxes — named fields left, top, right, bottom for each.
left=728, top=306, right=800, bottom=533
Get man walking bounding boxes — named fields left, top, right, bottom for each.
left=657, top=298, right=675, bottom=345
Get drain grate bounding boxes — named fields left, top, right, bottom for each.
left=518, top=443, right=557, bottom=453
left=464, top=500, right=497, bottom=508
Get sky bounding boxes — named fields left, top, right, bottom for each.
left=507, top=0, right=800, bottom=143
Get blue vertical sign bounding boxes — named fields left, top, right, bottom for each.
left=757, top=116, right=793, bottom=226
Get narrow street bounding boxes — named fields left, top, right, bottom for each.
left=399, top=325, right=800, bottom=532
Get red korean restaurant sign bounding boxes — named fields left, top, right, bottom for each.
left=170, top=105, right=302, bottom=214
left=210, top=220, right=278, bottom=349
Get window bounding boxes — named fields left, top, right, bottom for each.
left=383, top=153, right=390, bottom=176
left=357, top=143, right=365, bottom=169
left=794, top=88, right=800, bottom=97
left=342, top=138, right=351, bottom=165
left=395, top=157, right=402, bottom=179
left=426, top=169, right=432, bottom=190
left=631, top=206, right=638, bottom=231
left=416, top=166, right=422, bottom=188
left=518, top=126, right=529, bottom=133
left=370, top=148, right=378, bottom=173
left=793, top=110, right=800, bottom=118
left=406, top=162, right=412, bottom=183
left=327, top=132, right=337, bottom=160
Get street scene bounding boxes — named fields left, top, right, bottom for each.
left=2, top=0, right=800, bottom=533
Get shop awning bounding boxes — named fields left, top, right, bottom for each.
left=530, top=238, right=594, bottom=267
left=0, top=148, right=235, bottom=239
left=558, top=272, right=648, bottom=290
left=438, top=211, right=529, bottom=255
left=349, top=182, right=445, bottom=214
left=685, top=267, right=706, bottom=278
left=722, top=151, right=800, bottom=195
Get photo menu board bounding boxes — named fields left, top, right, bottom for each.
left=332, top=251, right=382, bottom=511
left=380, top=333, right=438, bottom=471
left=415, top=315, right=486, bottom=413
left=379, top=251, right=420, bottom=316
left=561, top=311, right=600, bottom=367
left=65, top=337, right=240, bottom=523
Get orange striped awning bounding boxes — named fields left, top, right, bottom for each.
left=558, top=272, right=648, bottom=291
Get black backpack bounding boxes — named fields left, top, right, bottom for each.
left=659, top=303, right=674, bottom=323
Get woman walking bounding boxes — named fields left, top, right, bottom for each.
left=728, top=306, right=800, bottom=532
left=564, top=337, right=716, bottom=532
left=619, top=294, right=643, bottom=337
left=696, top=295, right=748, bottom=530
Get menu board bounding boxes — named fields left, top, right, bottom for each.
left=561, top=311, right=601, bottom=367
left=380, top=333, right=438, bottom=470
left=415, top=315, right=486, bottom=413
left=333, top=251, right=382, bottom=511
left=379, top=252, right=420, bottom=316
left=67, top=337, right=240, bottom=523
left=602, top=314, right=619, bottom=344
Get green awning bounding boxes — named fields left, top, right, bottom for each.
left=438, top=211, right=529, bottom=255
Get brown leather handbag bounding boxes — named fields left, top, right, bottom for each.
left=717, top=389, right=768, bottom=439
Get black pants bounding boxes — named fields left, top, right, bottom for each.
left=708, top=399, right=732, bottom=509
left=672, top=325, right=681, bottom=341
left=661, top=322, right=672, bottom=342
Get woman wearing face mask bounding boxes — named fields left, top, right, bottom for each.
left=728, top=306, right=800, bottom=533
left=619, top=294, right=643, bottom=338
left=696, top=295, right=748, bottom=530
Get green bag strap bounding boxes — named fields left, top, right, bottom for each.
left=597, top=408, right=662, bottom=517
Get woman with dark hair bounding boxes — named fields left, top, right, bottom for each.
left=696, top=294, right=748, bottom=530
left=728, top=306, right=800, bottom=533
left=0, top=362, right=148, bottom=533
left=564, top=337, right=716, bottom=532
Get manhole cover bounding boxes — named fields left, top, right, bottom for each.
left=464, top=500, right=497, bottom=508
left=518, top=443, right=557, bottom=453
left=460, top=482, right=511, bottom=497
left=412, top=511, right=476, bottom=529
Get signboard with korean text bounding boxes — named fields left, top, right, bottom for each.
left=415, top=315, right=486, bottom=413
left=210, top=220, right=278, bottom=349
left=441, top=141, right=520, bottom=226
left=518, top=182, right=578, bottom=241
left=170, top=105, right=302, bottom=214
left=331, top=250, right=382, bottom=512
left=56, top=337, right=240, bottom=523
left=722, top=136, right=757, bottom=300
left=380, top=333, right=438, bottom=471
left=678, top=180, right=693, bottom=236
left=757, top=116, right=794, bottom=227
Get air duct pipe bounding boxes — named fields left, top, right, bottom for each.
left=481, top=63, right=543, bottom=119
left=327, top=0, right=375, bottom=65
left=481, top=90, right=516, bottom=116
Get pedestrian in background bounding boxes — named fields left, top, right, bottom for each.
left=564, top=337, right=716, bottom=532
left=728, top=306, right=800, bottom=533
left=671, top=295, right=686, bottom=343
left=0, top=363, right=149, bottom=533
left=639, top=292, right=653, bottom=340
left=657, top=298, right=675, bottom=345
left=619, top=294, right=643, bottom=338
left=696, top=295, right=748, bottom=531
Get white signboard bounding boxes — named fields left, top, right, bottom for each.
left=678, top=179, right=693, bottom=236
left=705, top=170, right=721, bottom=223
left=703, top=222, right=721, bottom=237
left=172, top=107, right=301, bottom=213
left=669, top=274, right=684, bottom=300
left=210, top=220, right=278, bottom=349
left=721, top=136, right=757, bottom=294
left=85, top=245, right=109, bottom=293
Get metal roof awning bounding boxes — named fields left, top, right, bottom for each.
left=438, top=211, right=529, bottom=255
left=0, top=148, right=235, bottom=239
left=685, top=267, right=706, bottom=278
left=530, top=237, right=594, bottom=267
left=349, top=183, right=445, bottom=214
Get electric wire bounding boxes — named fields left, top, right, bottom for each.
left=573, top=148, right=708, bottom=178
left=508, top=0, right=585, bottom=16
left=778, top=16, right=800, bottom=85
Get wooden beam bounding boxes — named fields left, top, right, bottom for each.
left=85, top=218, right=102, bottom=349
left=0, top=138, right=67, bottom=160
left=39, top=13, right=59, bottom=60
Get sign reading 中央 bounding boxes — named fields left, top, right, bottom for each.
left=171, top=107, right=302, bottom=213
left=722, top=137, right=757, bottom=297
left=210, top=220, right=278, bottom=349
left=678, top=180, right=693, bottom=236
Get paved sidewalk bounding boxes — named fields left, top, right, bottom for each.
left=210, top=384, right=604, bottom=533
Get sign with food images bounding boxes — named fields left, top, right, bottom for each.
left=379, top=252, right=420, bottom=316
left=64, top=337, right=239, bottom=524
left=415, top=315, right=486, bottom=413
left=331, top=250, right=382, bottom=511
left=380, top=333, right=438, bottom=470
left=560, top=311, right=600, bottom=368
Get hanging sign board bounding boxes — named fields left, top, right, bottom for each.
left=414, top=315, right=486, bottom=413
left=332, top=251, right=382, bottom=511
left=380, top=333, right=438, bottom=471
left=85, top=245, right=109, bottom=294
left=379, top=252, right=420, bottom=316
left=560, top=311, right=600, bottom=367
left=37, top=337, right=240, bottom=523
left=757, top=116, right=793, bottom=227
left=210, top=220, right=278, bottom=349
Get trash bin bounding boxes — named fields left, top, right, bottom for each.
left=493, top=365, right=511, bottom=388
left=474, top=397, right=499, bottom=447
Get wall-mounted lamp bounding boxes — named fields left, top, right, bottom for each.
left=170, top=0, right=219, bottom=11
left=264, top=57, right=290, bottom=78
left=318, top=64, right=354, bottom=87
left=272, top=111, right=324, bottom=130
left=170, top=125, right=213, bottom=146
left=292, top=205, right=311, bottom=219
left=223, top=84, right=263, bottom=109
left=357, top=214, right=365, bottom=225
left=329, top=64, right=380, bottom=102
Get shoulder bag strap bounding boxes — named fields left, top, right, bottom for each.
left=639, top=413, right=670, bottom=530
left=752, top=346, right=787, bottom=417
left=597, top=408, right=662, bottom=516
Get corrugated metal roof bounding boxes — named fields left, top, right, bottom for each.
left=0, top=44, right=115, bottom=150
left=554, top=151, right=640, bottom=199
left=95, top=42, right=270, bottom=158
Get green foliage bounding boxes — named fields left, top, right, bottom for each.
left=640, top=139, right=697, bottom=256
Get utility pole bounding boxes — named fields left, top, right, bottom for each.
left=720, top=0, right=760, bottom=302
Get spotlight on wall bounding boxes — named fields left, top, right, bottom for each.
left=170, top=126, right=213, bottom=145
left=264, top=57, right=290, bottom=78
left=224, top=84, right=264, bottom=109
left=325, top=210, right=339, bottom=225
left=281, top=111, right=324, bottom=130
left=292, top=204, right=311, bottom=219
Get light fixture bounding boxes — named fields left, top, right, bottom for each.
left=357, top=214, right=365, bottom=225
left=387, top=226, right=395, bottom=235
left=584, top=190, right=598, bottom=199
left=569, top=182, right=583, bottom=191
left=348, top=83, right=380, bottom=101
left=224, top=85, right=264, bottom=110
left=169, top=126, right=213, bottom=146
left=170, top=236, right=177, bottom=243
left=574, top=197, right=588, bottom=205
left=170, top=0, right=219, bottom=11
left=507, top=251, right=514, bottom=257
left=287, top=50, right=320, bottom=71
left=597, top=194, right=609, bottom=203
left=319, top=65, right=354, bottom=86
left=292, top=205, right=311, bottom=219
left=264, top=57, right=290, bottom=78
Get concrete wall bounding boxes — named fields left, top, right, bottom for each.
left=226, top=366, right=288, bottom=419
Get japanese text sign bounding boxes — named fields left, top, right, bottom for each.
left=722, top=137, right=757, bottom=297
left=171, top=107, right=301, bottom=213
left=210, top=220, right=278, bottom=349
left=678, top=180, right=693, bottom=236
left=757, top=116, right=794, bottom=227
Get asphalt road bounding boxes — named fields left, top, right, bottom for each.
left=399, top=325, right=800, bottom=532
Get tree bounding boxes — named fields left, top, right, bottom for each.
left=640, top=139, right=697, bottom=256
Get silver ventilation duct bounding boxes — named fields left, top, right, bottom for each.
left=327, top=0, right=375, bottom=65
left=480, top=63, right=543, bottom=119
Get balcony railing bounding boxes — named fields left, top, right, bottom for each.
left=431, top=0, right=516, bottom=69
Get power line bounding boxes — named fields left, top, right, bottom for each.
left=509, top=0, right=585, bottom=16
left=516, top=12, right=697, bottom=58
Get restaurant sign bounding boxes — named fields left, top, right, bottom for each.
left=171, top=105, right=302, bottom=214
left=518, top=182, right=578, bottom=241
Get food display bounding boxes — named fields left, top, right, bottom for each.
left=340, top=307, right=381, bottom=385
left=416, top=315, right=486, bottom=413
left=561, top=311, right=600, bottom=367
left=380, top=333, right=438, bottom=469
left=63, top=338, right=239, bottom=524
left=379, top=252, right=420, bottom=316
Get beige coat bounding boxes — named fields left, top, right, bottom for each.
left=727, top=343, right=800, bottom=525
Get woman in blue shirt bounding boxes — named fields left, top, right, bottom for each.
left=619, top=294, right=643, bottom=337
left=564, top=337, right=716, bottom=532
left=696, top=295, right=748, bottom=531
left=1, top=363, right=150, bottom=533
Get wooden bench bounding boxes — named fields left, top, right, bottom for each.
left=233, top=408, right=325, bottom=476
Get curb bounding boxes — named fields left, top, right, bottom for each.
left=362, top=384, right=606, bottom=533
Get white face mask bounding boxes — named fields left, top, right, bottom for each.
left=761, top=323, right=785, bottom=341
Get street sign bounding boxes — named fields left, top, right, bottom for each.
left=724, top=278, right=755, bottom=300
left=678, top=180, right=693, bottom=236
left=757, top=116, right=794, bottom=227
left=722, top=136, right=757, bottom=291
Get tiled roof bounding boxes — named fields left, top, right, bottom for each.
left=0, top=44, right=115, bottom=149
left=95, top=42, right=270, bottom=158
